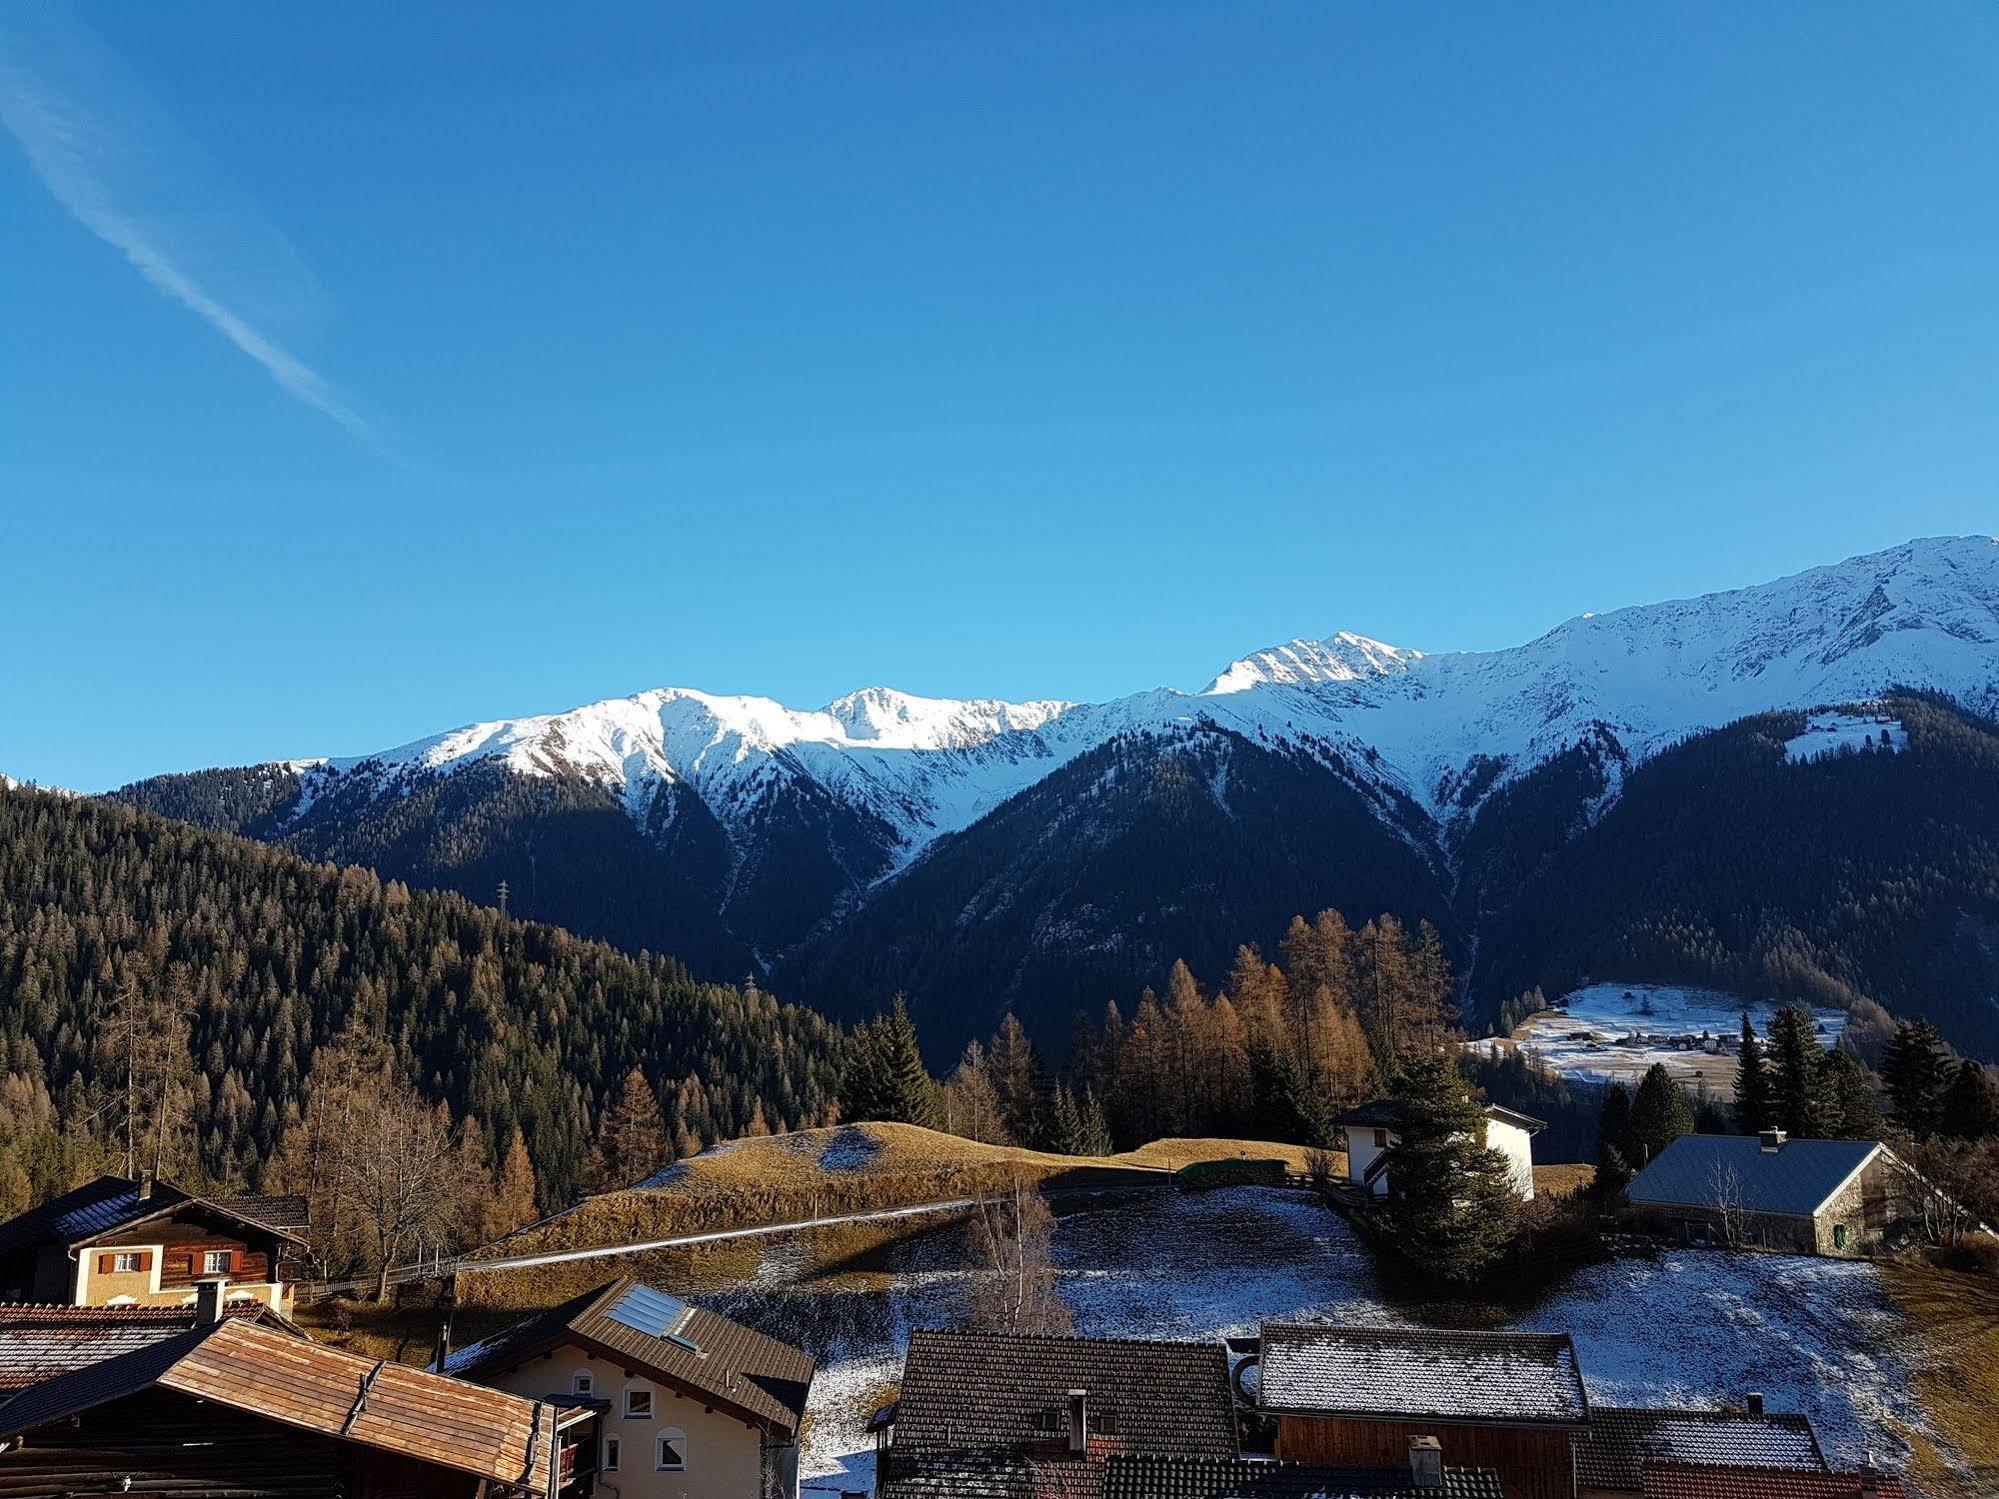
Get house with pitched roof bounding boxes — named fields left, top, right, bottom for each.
left=0, top=1174, right=309, bottom=1312
left=1573, top=1402, right=1828, bottom=1497
left=441, top=1276, right=814, bottom=1499
left=1623, top=1132, right=1913, bottom=1256
left=1336, top=1102, right=1545, bottom=1200
left=1253, top=1324, right=1588, bottom=1499
left=0, top=1310, right=596, bottom=1497
left=879, top=1330, right=1503, bottom=1499
left=0, top=1290, right=296, bottom=1395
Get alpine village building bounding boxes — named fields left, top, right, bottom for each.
left=440, top=1275, right=817, bottom=1499
left=1623, top=1132, right=1912, bottom=1257
left=0, top=1174, right=309, bottom=1314
left=1335, top=1102, right=1545, bottom=1201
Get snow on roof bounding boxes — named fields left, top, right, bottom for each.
left=1256, top=1324, right=1588, bottom=1428
left=1625, top=1136, right=1884, bottom=1218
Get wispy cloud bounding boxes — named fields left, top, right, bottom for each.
left=0, top=8, right=371, bottom=440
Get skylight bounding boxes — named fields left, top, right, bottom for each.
left=608, top=1285, right=701, bottom=1353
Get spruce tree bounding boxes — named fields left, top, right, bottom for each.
left=1593, top=1081, right=1636, bottom=1196
left=1628, top=1063, right=1694, bottom=1166
left=1940, top=1059, right=1999, bottom=1140
left=1383, top=1049, right=1518, bottom=1282
left=1819, top=1049, right=1884, bottom=1139
left=880, top=996, right=939, bottom=1128
left=1049, top=1083, right=1084, bottom=1154
left=1733, top=1013, right=1772, bottom=1134
left=1881, top=1020, right=1954, bottom=1140
left=1767, top=1006, right=1833, bottom=1138
left=1076, top=1090, right=1115, bottom=1156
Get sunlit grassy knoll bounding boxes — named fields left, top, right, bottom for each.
left=1882, top=1260, right=1999, bottom=1499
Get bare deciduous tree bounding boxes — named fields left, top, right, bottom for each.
left=1707, top=1161, right=1751, bottom=1248
left=965, top=1172, right=1071, bottom=1336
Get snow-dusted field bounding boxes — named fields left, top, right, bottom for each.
left=1784, top=711, right=1908, bottom=763
left=1476, top=982, right=1849, bottom=1090
left=797, top=1187, right=1924, bottom=1489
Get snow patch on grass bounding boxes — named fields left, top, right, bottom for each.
left=1784, top=712, right=1907, bottom=763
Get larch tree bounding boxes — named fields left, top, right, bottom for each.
left=586, top=1067, right=668, bottom=1191
left=482, top=1128, right=540, bottom=1243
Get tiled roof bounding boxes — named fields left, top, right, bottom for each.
left=893, top=1330, right=1238, bottom=1460
left=443, top=1275, right=814, bottom=1436
left=0, top=1176, right=307, bottom=1258
left=1625, top=1136, right=1884, bottom=1218
left=0, top=1302, right=286, bottom=1390
left=213, top=1193, right=311, bottom=1234
left=1102, top=1454, right=1505, bottom=1499
left=1638, top=1461, right=1906, bottom=1499
left=1575, top=1407, right=1826, bottom=1491
left=1257, top=1324, right=1588, bottom=1428
left=880, top=1450, right=1106, bottom=1499
left=0, top=1318, right=576, bottom=1492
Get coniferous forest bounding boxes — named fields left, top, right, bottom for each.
left=0, top=783, right=844, bottom=1219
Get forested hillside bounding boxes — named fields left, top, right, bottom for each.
left=0, top=783, right=845, bottom=1217
left=1470, top=695, right=1999, bottom=1055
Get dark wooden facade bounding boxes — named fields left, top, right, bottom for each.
left=94, top=1217, right=279, bottom=1289
left=1275, top=1414, right=1577, bottom=1499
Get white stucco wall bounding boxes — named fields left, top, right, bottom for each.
left=1484, top=1117, right=1536, bottom=1200
left=1345, top=1128, right=1395, bottom=1196
left=482, top=1341, right=782, bottom=1499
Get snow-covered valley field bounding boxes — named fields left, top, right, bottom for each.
left=1473, top=982, right=1850, bottom=1091
left=764, top=1186, right=1925, bottom=1494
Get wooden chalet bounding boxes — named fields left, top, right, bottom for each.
left=0, top=1313, right=597, bottom=1498
left=0, top=1175, right=309, bottom=1313
left=1254, top=1324, right=1589, bottom=1499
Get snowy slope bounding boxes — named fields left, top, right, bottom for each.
left=284, top=534, right=1999, bottom=866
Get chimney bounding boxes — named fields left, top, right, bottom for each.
left=1067, top=1390, right=1089, bottom=1456
left=1408, top=1436, right=1443, bottom=1490
left=137, top=1171, right=154, bottom=1200
left=195, top=1277, right=228, bottom=1325
left=1746, top=1392, right=1764, bottom=1416
left=1759, top=1129, right=1787, bottom=1153
left=1858, top=1451, right=1880, bottom=1498
left=432, top=1296, right=456, bottom=1372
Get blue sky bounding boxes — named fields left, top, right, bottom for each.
left=3, top=3, right=1996, bottom=791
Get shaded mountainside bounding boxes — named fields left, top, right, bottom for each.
left=777, top=726, right=1456, bottom=1059
left=1468, top=694, right=1999, bottom=1056
left=0, top=783, right=844, bottom=1205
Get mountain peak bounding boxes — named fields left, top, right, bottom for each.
left=1203, top=631, right=1422, bottom=695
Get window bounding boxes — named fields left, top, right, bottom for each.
left=602, top=1437, right=620, bottom=1472
left=1373, top=1129, right=1388, bottom=1148
left=573, top=1371, right=594, bottom=1396
left=1834, top=1223, right=1849, bottom=1250
left=656, top=1429, right=687, bottom=1472
left=112, top=1252, right=144, bottom=1274
left=202, top=1250, right=232, bottom=1275
left=624, top=1387, right=654, bottom=1419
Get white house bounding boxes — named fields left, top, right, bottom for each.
left=441, top=1276, right=815, bottom=1499
left=1335, top=1099, right=1544, bottom=1200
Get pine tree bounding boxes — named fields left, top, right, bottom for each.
left=1076, top=1089, right=1115, bottom=1156
left=1881, top=1020, right=1954, bottom=1140
left=1940, top=1059, right=1999, bottom=1141
left=1732, top=1013, right=1772, bottom=1134
left=1628, top=1063, right=1694, bottom=1166
left=1766, top=1006, right=1833, bottom=1138
left=1383, top=1049, right=1518, bottom=1282
left=1049, top=1083, right=1084, bottom=1155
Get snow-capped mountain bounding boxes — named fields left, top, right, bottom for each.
left=284, top=533, right=1999, bottom=859
left=112, top=535, right=1999, bottom=1054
